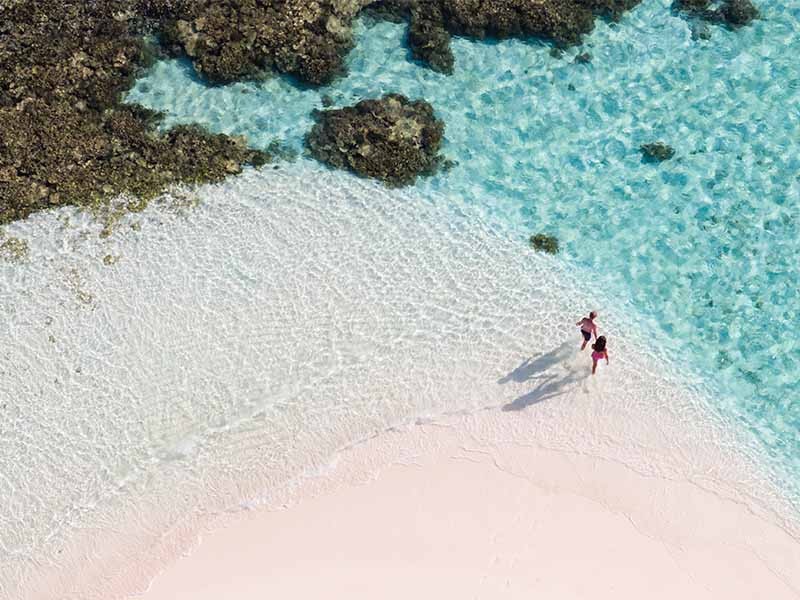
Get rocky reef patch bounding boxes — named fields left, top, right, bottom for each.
left=0, top=0, right=763, bottom=225
left=363, top=0, right=643, bottom=73
left=640, top=142, right=675, bottom=162
left=0, top=1, right=269, bottom=225
left=305, top=94, right=444, bottom=185
left=674, top=0, right=759, bottom=29
left=152, top=0, right=370, bottom=86
left=529, top=233, right=560, bottom=254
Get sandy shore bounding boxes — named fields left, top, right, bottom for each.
left=4, top=167, right=800, bottom=600
left=141, top=409, right=800, bottom=600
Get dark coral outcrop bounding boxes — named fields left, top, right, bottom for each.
left=438, top=0, right=596, bottom=44
left=366, top=1, right=454, bottom=73
left=640, top=142, right=675, bottom=162
left=305, top=94, right=445, bottom=186
left=718, top=0, right=759, bottom=27
left=408, top=3, right=455, bottom=74
left=574, top=0, right=642, bottom=21
left=364, top=0, right=642, bottom=74
left=0, top=1, right=268, bottom=225
left=152, top=0, right=366, bottom=85
left=674, top=0, right=759, bottom=28
left=530, top=233, right=560, bottom=254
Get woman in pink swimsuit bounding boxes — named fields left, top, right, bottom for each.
left=591, top=336, right=609, bottom=375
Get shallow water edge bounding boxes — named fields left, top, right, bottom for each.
left=1, top=163, right=797, bottom=598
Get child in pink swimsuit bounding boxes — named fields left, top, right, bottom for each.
left=591, top=336, right=609, bottom=375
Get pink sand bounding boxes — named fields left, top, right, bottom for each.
left=141, top=411, right=800, bottom=600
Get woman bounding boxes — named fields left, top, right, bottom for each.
left=576, top=311, right=598, bottom=350
left=591, top=336, right=610, bottom=375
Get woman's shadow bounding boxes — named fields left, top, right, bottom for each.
left=498, top=341, right=588, bottom=411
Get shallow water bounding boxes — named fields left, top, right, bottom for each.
left=127, top=0, right=800, bottom=484
left=0, top=165, right=788, bottom=599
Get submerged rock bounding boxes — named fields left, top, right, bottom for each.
left=690, top=19, right=712, bottom=40
left=408, top=4, right=455, bottom=74
left=674, top=0, right=759, bottom=29
left=717, top=0, right=759, bottom=27
left=675, top=0, right=710, bottom=10
left=438, top=0, right=595, bottom=45
left=574, top=0, right=642, bottom=21
left=573, top=51, right=592, bottom=63
left=305, top=94, right=445, bottom=186
left=530, top=233, right=560, bottom=254
left=364, top=0, right=641, bottom=74
left=363, top=0, right=411, bottom=22
left=153, top=0, right=367, bottom=85
left=366, top=1, right=454, bottom=73
left=640, top=142, right=675, bottom=162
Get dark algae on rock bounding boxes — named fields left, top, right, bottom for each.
left=640, top=142, right=675, bottom=162
left=367, top=0, right=643, bottom=73
left=408, top=3, right=455, bottom=74
left=305, top=94, right=445, bottom=186
left=0, top=0, right=269, bottom=225
left=530, top=233, right=560, bottom=255
left=674, top=0, right=759, bottom=28
left=153, top=0, right=366, bottom=86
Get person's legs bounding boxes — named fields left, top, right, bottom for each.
left=581, top=330, right=590, bottom=350
left=592, top=359, right=598, bottom=375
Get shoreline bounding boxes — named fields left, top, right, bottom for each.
left=2, top=165, right=799, bottom=599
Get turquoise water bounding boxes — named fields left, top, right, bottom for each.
left=127, top=1, right=800, bottom=491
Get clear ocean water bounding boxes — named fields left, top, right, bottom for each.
left=127, top=0, right=800, bottom=491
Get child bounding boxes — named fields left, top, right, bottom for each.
left=576, top=311, right=598, bottom=350
left=591, top=336, right=609, bottom=375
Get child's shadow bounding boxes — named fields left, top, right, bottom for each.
left=499, top=341, right=588, bottom=411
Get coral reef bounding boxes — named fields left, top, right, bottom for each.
left=674, top=0, right=759, bottom=28
left=305, top=94, right=444, bottom=186
left=364, top=0, right=642, bottom=74
left=1, top=0, right=756, bottom=225
left=0, top=1, right=269, bottom=225
left=574, top=0, right=642, bottom=21
left=530, top=233, right=560, bottom=254
left=408, top=3, right=455, bottom=74
left=718, top=0, right=759, bottom=27
left=152, top=0, right=370, bottom=85
left=640, top=142, right=675, bottom=162
left=438, top=0, right=596, bottom=44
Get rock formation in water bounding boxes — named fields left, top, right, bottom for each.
left=530, top=233, right=560, bottom=254
left=151, top=0, right=371, bottom=85
left=305, top=94, right=444, bottom=186
left=364, top=1, right=454, bottom=74
left=0, top=1, right=268, bottom=225
left=675, top=0, right=759, bottom=28
left=640, top=142, right=675, bottom=162
left=0, top=0, right=759, bottom=225
left=365, top=0, right=645, bottom=73
left=408, top=3, right=455, bottom=74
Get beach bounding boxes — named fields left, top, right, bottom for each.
left=142, top=407, right=800, bottom=600
left=3, top=165, right=798, bottom=599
